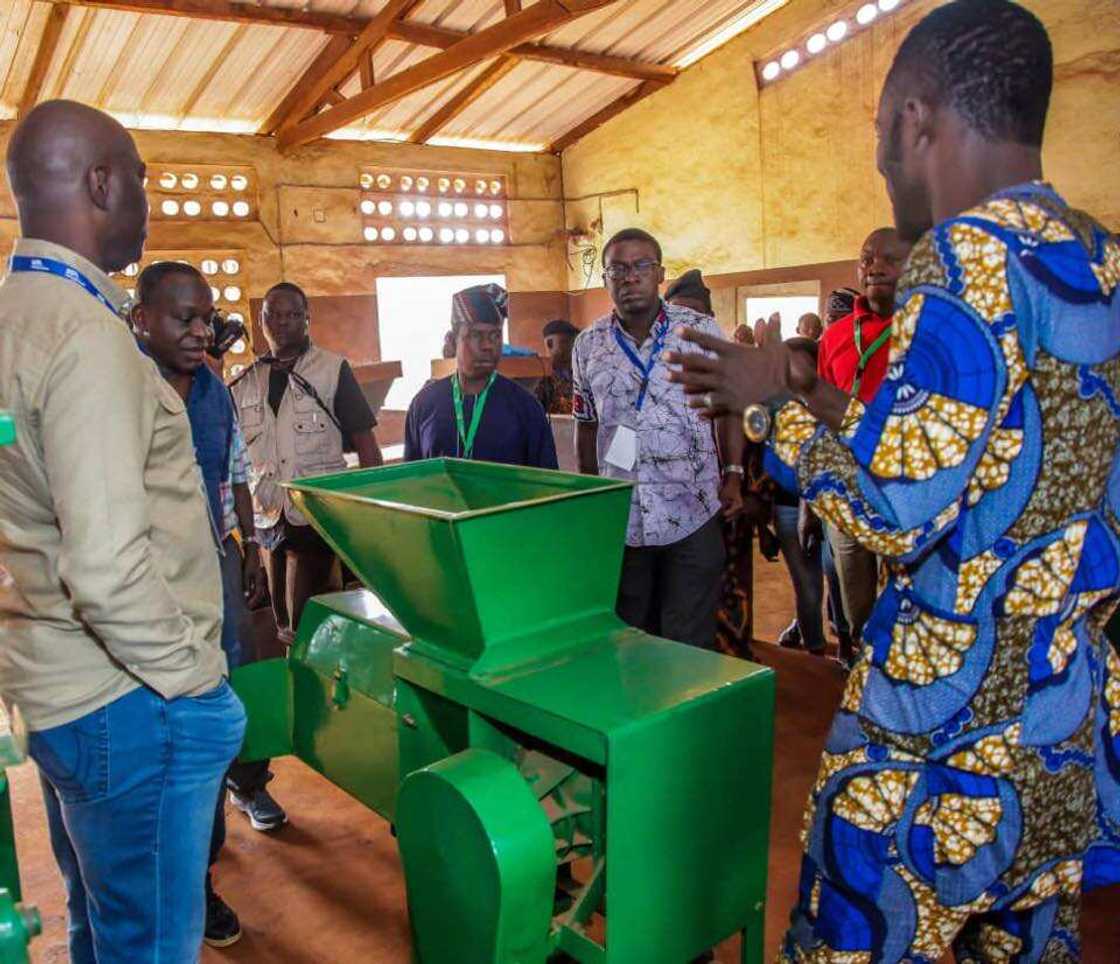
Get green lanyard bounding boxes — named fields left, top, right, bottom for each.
left=452, top=371, right=497, bottom=459
left=851, top=317, right=892, bottom=399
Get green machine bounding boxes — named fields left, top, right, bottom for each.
left=232, top=458, right=776, bottom=964
left=0, top=411, right=44, bottom=964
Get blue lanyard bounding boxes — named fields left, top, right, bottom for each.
left=613, top=310, right=668, bottom=412
left=8, top=255, right=117, bottom=314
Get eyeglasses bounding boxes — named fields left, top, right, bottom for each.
left=603, top=259, right=661, bottom=282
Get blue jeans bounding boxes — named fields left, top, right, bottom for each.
left=774, top=503, right=825, bottom=653
left=31, top=681, right=246, bottom=963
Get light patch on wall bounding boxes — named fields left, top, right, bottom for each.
left=426, top=136, right=547, bottom=154
left=326, top=128, right=410, bottom=143
left=108, top=112, right=257, bottom=135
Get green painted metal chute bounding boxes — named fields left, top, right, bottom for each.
left=233, top=459, right=777, bottom=963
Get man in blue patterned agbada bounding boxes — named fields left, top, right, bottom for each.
left=668, top=1, right=1120, bottom=960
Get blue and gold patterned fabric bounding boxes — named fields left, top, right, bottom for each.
left=767, top=182, right=1120, bottom=963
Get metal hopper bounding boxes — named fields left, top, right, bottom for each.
left=285, top=458, right=634, bottom=672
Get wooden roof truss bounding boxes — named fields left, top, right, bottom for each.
left=53, top=0, right=681, bottom=152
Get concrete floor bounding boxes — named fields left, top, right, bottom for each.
left=13, top=549, right=1120, bottom=963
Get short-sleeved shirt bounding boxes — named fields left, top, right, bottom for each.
left=571, top=301, right=721, bottom=548
left=817, top=296, right=892, bottom=403
left=267, top=357, right=377, bottom=443
left=404, top=374, right=558, bottom=469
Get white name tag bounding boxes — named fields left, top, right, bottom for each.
left=604, top=424, right=638, bottom=471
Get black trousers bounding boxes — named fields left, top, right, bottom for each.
left=616, top=515, right=725, bottom=650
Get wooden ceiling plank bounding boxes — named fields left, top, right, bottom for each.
left=46, top=4, right=92, bottom=101
left=62, top=0, right=358, bottom=34
left=176, top=21, right=248, bottom=120
left=272, top=0, right=420, bottom=133
left=409, top=54, right=519, bottom=144
left=277, top=0, right=621, bottom=149
left=136, top=16, right=193, bottom=111
left=503, top=0, right=522, bottom=14
left=258, top=33, right=350, bottom=135
left=550, top=77, right=667, bottom=153
left=92, top=11, right=145, bottom=108
left=19, top=2, right=70, bottom=117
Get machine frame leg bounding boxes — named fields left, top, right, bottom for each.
left=739, top=902, right=765, bottom=964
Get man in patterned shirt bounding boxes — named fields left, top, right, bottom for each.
left=669, top=1, right=1120, bottom=959
left=573, top=228, right=743, bottom=650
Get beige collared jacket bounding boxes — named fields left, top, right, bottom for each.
left=0, top=239, right=226, bottom=732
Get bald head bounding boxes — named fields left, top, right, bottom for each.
left=7, top=100, right=148, bottom=273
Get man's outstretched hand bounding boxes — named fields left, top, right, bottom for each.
left=666, top=316, right=816, bottom=417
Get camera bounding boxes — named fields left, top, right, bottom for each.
left=207, top=309, right=247, bottom=359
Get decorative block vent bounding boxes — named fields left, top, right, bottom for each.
left=146, top=165, right=258, bottom=222
left=358, top=168, right=509, bottom=247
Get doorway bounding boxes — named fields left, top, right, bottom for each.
left=737, top=281, right=821, bottom=340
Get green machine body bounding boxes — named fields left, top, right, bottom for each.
left=232, top=458, right=776, bottom=963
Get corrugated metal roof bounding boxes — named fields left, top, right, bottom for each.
left=0, top=0, right=785, bottom=149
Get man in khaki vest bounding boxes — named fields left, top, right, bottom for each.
left=230, top=281, right=381, bottom=632
left=229, top=281, right=380, bottom=830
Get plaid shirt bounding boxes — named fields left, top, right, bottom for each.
left=220, top=420, right=250, bottom=541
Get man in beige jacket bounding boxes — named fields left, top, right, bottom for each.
left=0, top=100, right=245, bottom=963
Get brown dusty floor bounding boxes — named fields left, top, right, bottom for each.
left=14, top=549, right=1120, bottom=963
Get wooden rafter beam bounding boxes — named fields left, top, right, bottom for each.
left=388, top=20, right=676, bottom=83
left=62, top=0, right=359, bottom=34
left=273, top=0, right=420, bottom=134
left=550, top=79, right=668, bottom=153
left=359, top=50, right=375, bottom=90
left=20, top=3, right=71, bottom=118
left=278, top=0, right=620, bottom=150
left=61, top=0, right=674, bottom=83
left=409, top=55, right=519, bottom=145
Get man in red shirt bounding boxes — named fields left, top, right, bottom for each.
left=818, top=228, right=911, bottom=401
left=815, top=226, right=910, bottom=664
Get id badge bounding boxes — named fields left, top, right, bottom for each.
left=603, top=423, right=639, bottom=474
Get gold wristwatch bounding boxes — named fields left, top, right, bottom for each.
left=742, top=404, right=772, bottom=443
